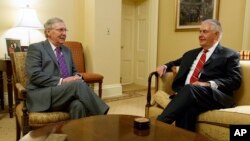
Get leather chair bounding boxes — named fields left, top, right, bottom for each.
left=145, top=60, right=250, bottom=141
left=64, top=41, right=104, bottom=98
left=10, top=52, right=70, bottom=141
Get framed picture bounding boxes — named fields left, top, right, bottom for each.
left=176, top=0, right=220, bottom=31
left=5, top=38, right=27, bottom=57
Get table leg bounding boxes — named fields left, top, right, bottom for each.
left=6, top=62, right=13, bottom=118
left=0, top=71, right=4, bottom=110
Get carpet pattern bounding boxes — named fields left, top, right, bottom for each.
left=0, top=107, right=16, bottom=141
left=104, top=89, right=146, bottom=102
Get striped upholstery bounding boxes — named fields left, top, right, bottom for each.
left=240, top=50, right=250, bottom=60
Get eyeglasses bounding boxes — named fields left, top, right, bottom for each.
left=52, top=28, right=68, bottom=32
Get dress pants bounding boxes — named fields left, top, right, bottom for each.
left=50, top=80, right=109, bottom=119
left=157, top=84, right=222, bottom=131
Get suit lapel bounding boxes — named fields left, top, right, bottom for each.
left=175, top=48, right=202, bottom=81
left=188, top=49, right=202, bottom=66
left=182, top=48, right=202, bottom=72
left=43, top=40, right=72, bottom=75
left=204, top=44, right=222, bottom=67
left=43, top=40, right=60, bottom=68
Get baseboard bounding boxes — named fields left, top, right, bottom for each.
left=94, top=83, right=122, bottom=98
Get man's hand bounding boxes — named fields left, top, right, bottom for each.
left=192, top=81, right=210, bottom=87
left=62, top=75, right=82, bottom=84
left=156, top=65, right=167, bottom=77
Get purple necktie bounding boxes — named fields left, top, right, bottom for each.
left=55, top=47, right=69, bottom=78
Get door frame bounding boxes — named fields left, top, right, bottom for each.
left=120, top=0, right=158, bottom=86
left=147, top=0, right=158, bottom=80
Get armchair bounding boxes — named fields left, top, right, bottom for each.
left=64, top=41, right=104, bottom=98
left=145, top=61, right=250, bottom=141
left=10, top=52, right=70, bottom=141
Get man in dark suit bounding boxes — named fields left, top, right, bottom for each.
left=156, top=19, right=242, bottom=131
left=26, top=17, right=109, bottom=119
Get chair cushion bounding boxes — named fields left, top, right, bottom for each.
left=152, top=90, right=250, bottom=127
left=16, top=103, right=70, bottom=127
left=153, top=90, right=171, bottom=108
left=29, top=112, right=70, bottom=126
left=198, top=105, right=250, bottom=126
left=219, top=105, right=250, bottom=114
left=148, top=106, right=164, bottom=118
left=81, top=72, right=103, bottom=83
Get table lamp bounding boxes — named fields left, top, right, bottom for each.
left=15, top=5, right=43, bottom=45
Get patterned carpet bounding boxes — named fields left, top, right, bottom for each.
left=0, top=107, right=16, bottom=141
left=104, top=89, right=147, bottom=102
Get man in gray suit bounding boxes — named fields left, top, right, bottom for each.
left=26, top=17, right=109, bottom=119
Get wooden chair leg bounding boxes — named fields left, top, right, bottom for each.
left=16, top=117, right=21, bottom=141
left=22, top=107, right=30, bottom=136
left=98, top=82, right=102, bottom=98
left=0, top=71, right=4, bottom=110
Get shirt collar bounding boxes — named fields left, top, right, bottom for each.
left=48, top=40, right=57, bottom=51
left=206, top=41, right=219, bottom=53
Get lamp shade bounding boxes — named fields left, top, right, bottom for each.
left=16, top=8, right=43, bottom=29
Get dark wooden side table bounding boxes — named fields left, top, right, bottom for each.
left=0, top=58, right=13, bottom=118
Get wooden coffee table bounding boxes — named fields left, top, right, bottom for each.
left=23, top=115, right=211, bottom=141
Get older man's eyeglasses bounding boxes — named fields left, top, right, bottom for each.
left=52, top=28, right=68, bottom=32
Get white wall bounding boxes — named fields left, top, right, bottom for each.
left=84, top=0, right=122, bottom=97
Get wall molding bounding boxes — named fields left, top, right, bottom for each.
left=242, top=0, right=250, bottom=50
left=94, top=83, right=122, bottom=98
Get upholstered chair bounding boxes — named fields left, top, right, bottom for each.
left=64, top=41, right=104, bottom=98
left=10, top=52, right=70, bottom=141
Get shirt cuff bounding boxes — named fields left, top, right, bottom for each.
left=58, top=78, right=63, bottom=85
left=208, top=81, right=218, bottom=89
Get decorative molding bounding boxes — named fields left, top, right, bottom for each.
left=94, top=83, right=122, bottom=98
left=242, top=0, right=250, bottom=50
left=148, top=0, right=158, bottom=86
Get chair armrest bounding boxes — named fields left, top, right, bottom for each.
left=15, top=82, right=29, bottom=129
left=146, top=67, right=178, bottom=107
left=16, top=83, right=27, bottom=100
left=146, top=71, right=159, bottom=107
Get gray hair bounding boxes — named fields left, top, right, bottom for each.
left=44, top=17, right=64, bottom=38
left=202, top=19, right=223, bottom=40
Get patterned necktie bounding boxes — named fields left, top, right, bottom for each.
left=190, top=49, right=208, bottom=83
left=55, top=47, right=69, bottom=78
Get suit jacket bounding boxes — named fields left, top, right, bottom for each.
left=25, top=40, right=78, bottom=111
left=165, top=44, right=242, bottom=107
